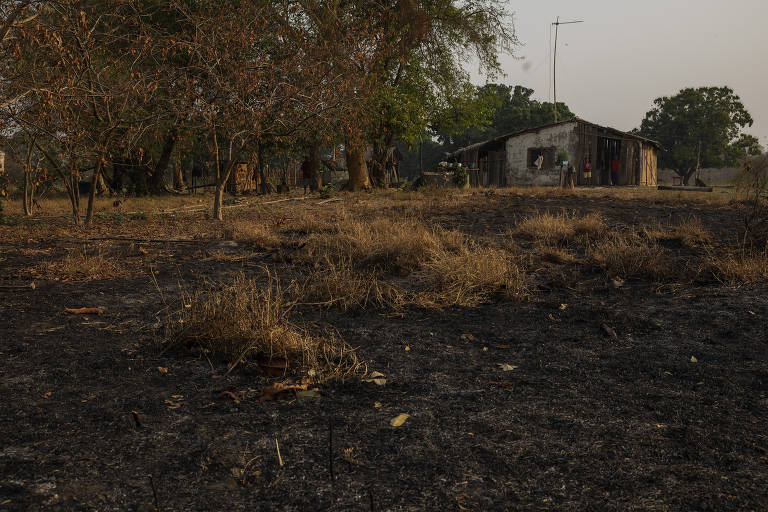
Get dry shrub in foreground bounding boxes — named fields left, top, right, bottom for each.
left=297, top=217, right=465, bottom=274
left=514, top=212, right=606, bottom=244
left=588, top=233, right=671, bottom=280
left=643, top=218, right=712, bottom=248
left=166, top=271, right=362, bottom=381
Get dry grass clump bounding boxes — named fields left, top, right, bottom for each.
left=514, top=211, right=606, bottom=244
left=588, top=233, right=671, bottom=280
left=40, top=248, right=128, bottom=281
left=297, top=217, right=465, bottom=274
left=166, top=271, right=363, bottom=381
left=669, top=218, right=712, bottom=247
left=643, top=218, right=712, bottom=249
left=221, top=219, right=281, bottom=249
left=413, top=246, right=528, bottom=308
left=704, top=248, right=768, bottom=285
left=301, top=259, right=408, bottom=311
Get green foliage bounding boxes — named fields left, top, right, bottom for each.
left=452, top=166, right=468, bottom=187
left=636, top=87, right=763, bottom=182
left=318, top=183, right=335, bottom=199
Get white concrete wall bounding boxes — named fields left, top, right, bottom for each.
left=505, top=122, right=578, bottom=186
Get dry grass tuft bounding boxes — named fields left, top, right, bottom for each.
left=166, top=271, right=363, bottom=381
left=514, top=211, right=606, bottom=244
left=222, top=218, right=281, bottom=249
left=588, top=233, right=671, bottom=280
left=296, top=217, right=465, bottom=274
left=301, top=258, right=407, bottom=311
left=40, top=248, right=129, bottom=281
left=704, top=248, right=768, bottom=285
left=413, top=246, right=528, bottom=308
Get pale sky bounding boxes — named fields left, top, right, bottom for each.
left=477, top=0, right=768, bottom=147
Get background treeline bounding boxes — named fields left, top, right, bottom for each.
left=0, top=0, right=516, bottom=223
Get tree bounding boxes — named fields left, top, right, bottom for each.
left=637, top=86, right=763, bottom=185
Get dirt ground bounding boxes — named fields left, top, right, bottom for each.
left=1, top=188, right=766, bottom=511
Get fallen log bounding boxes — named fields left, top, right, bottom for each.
left=657, top=185, right=713, bottom=192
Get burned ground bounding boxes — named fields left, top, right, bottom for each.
left=0, top=188, right=766, bottom=511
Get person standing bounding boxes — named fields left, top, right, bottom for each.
left=300, top=157, right=312, bottom=195
left=610, top=157, right=620, bottom=186
left=583, top=159, right=592, bottom=186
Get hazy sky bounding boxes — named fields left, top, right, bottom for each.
left=478, top=0, right=768, bottom=146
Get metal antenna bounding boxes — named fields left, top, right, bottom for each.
left=552, top=16, right=583, bottom=122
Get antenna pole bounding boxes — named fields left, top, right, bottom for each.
left=551, top=17, right=583, bottom=123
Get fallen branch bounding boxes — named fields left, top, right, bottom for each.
left=65, top=307, right=105, bottom=315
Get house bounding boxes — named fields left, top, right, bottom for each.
left=447, top=118, right=661, bottom=187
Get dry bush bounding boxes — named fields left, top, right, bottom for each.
left=166, top=271, right=363, bottom=381
left=514, top=211, right=606, bottom=244
left=413, top=246, right=528, bottom=308
left=296, top=217, right=465, bottom=274
left=221, top=218, right=281, bottom=249
left=588, top=233, right=671, bottom=280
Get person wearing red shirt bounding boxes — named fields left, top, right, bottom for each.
left=610, top=158, right=620, bottom=186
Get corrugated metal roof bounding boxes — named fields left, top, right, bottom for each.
left=446, top=117, right=662, bottom=158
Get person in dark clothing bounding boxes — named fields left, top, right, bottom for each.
left=300, top=158, right=312, bottom=195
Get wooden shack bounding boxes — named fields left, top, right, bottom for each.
left=447, top=118, right=661, bottom=187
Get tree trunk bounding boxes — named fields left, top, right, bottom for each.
left=346, top=146, right=370, bottom=191
left=149, top=129, right=177, bottom=193
left=173, top=155, right=186, bottom=190
left=23, top=171, right=32, bottom=216
left=309, top=141, right=322, bottom=191
left=680, top=167, right=697, bottom=186
left=85, top=157, right=104, bottom=225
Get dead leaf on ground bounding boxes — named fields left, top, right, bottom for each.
left=497, top=363, right=518, bottom=372
left=65, top=307, right=105, bottom=315
left=296, top=389, right=321, bottom=399
left=390, top=413, right=409, bottom=427
left=460, top=333, right=476, bottom=341
left=362, top=371, right=387, bottom=386
left=43, top=392, right=52, bottom=399
left=600, top=323, right=618, bottom=339
left=157, top=366, right=168, bottom=374
left=489, top=381, right=513, bottom=387
left=690, top=356, right=698, bottom=363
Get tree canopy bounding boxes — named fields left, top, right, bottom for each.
left=636, top=86, right=763, bottom=184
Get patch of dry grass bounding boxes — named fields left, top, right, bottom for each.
left=301, top=259, right=407, bottom=311
left=296, top=217, right=465, bottom=274
left=413, top=246, right=528, bottom=308
left=704, top=248, right=768, bottom=285
left=166, top=271, right=363, bottom=381
left=588, top=233, right=671, bottom=280
left=514, top=211, right=606, bottom=244
left=40, top=247, right=130, bottom=281
left=222, top=218, right=281, bottom=249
